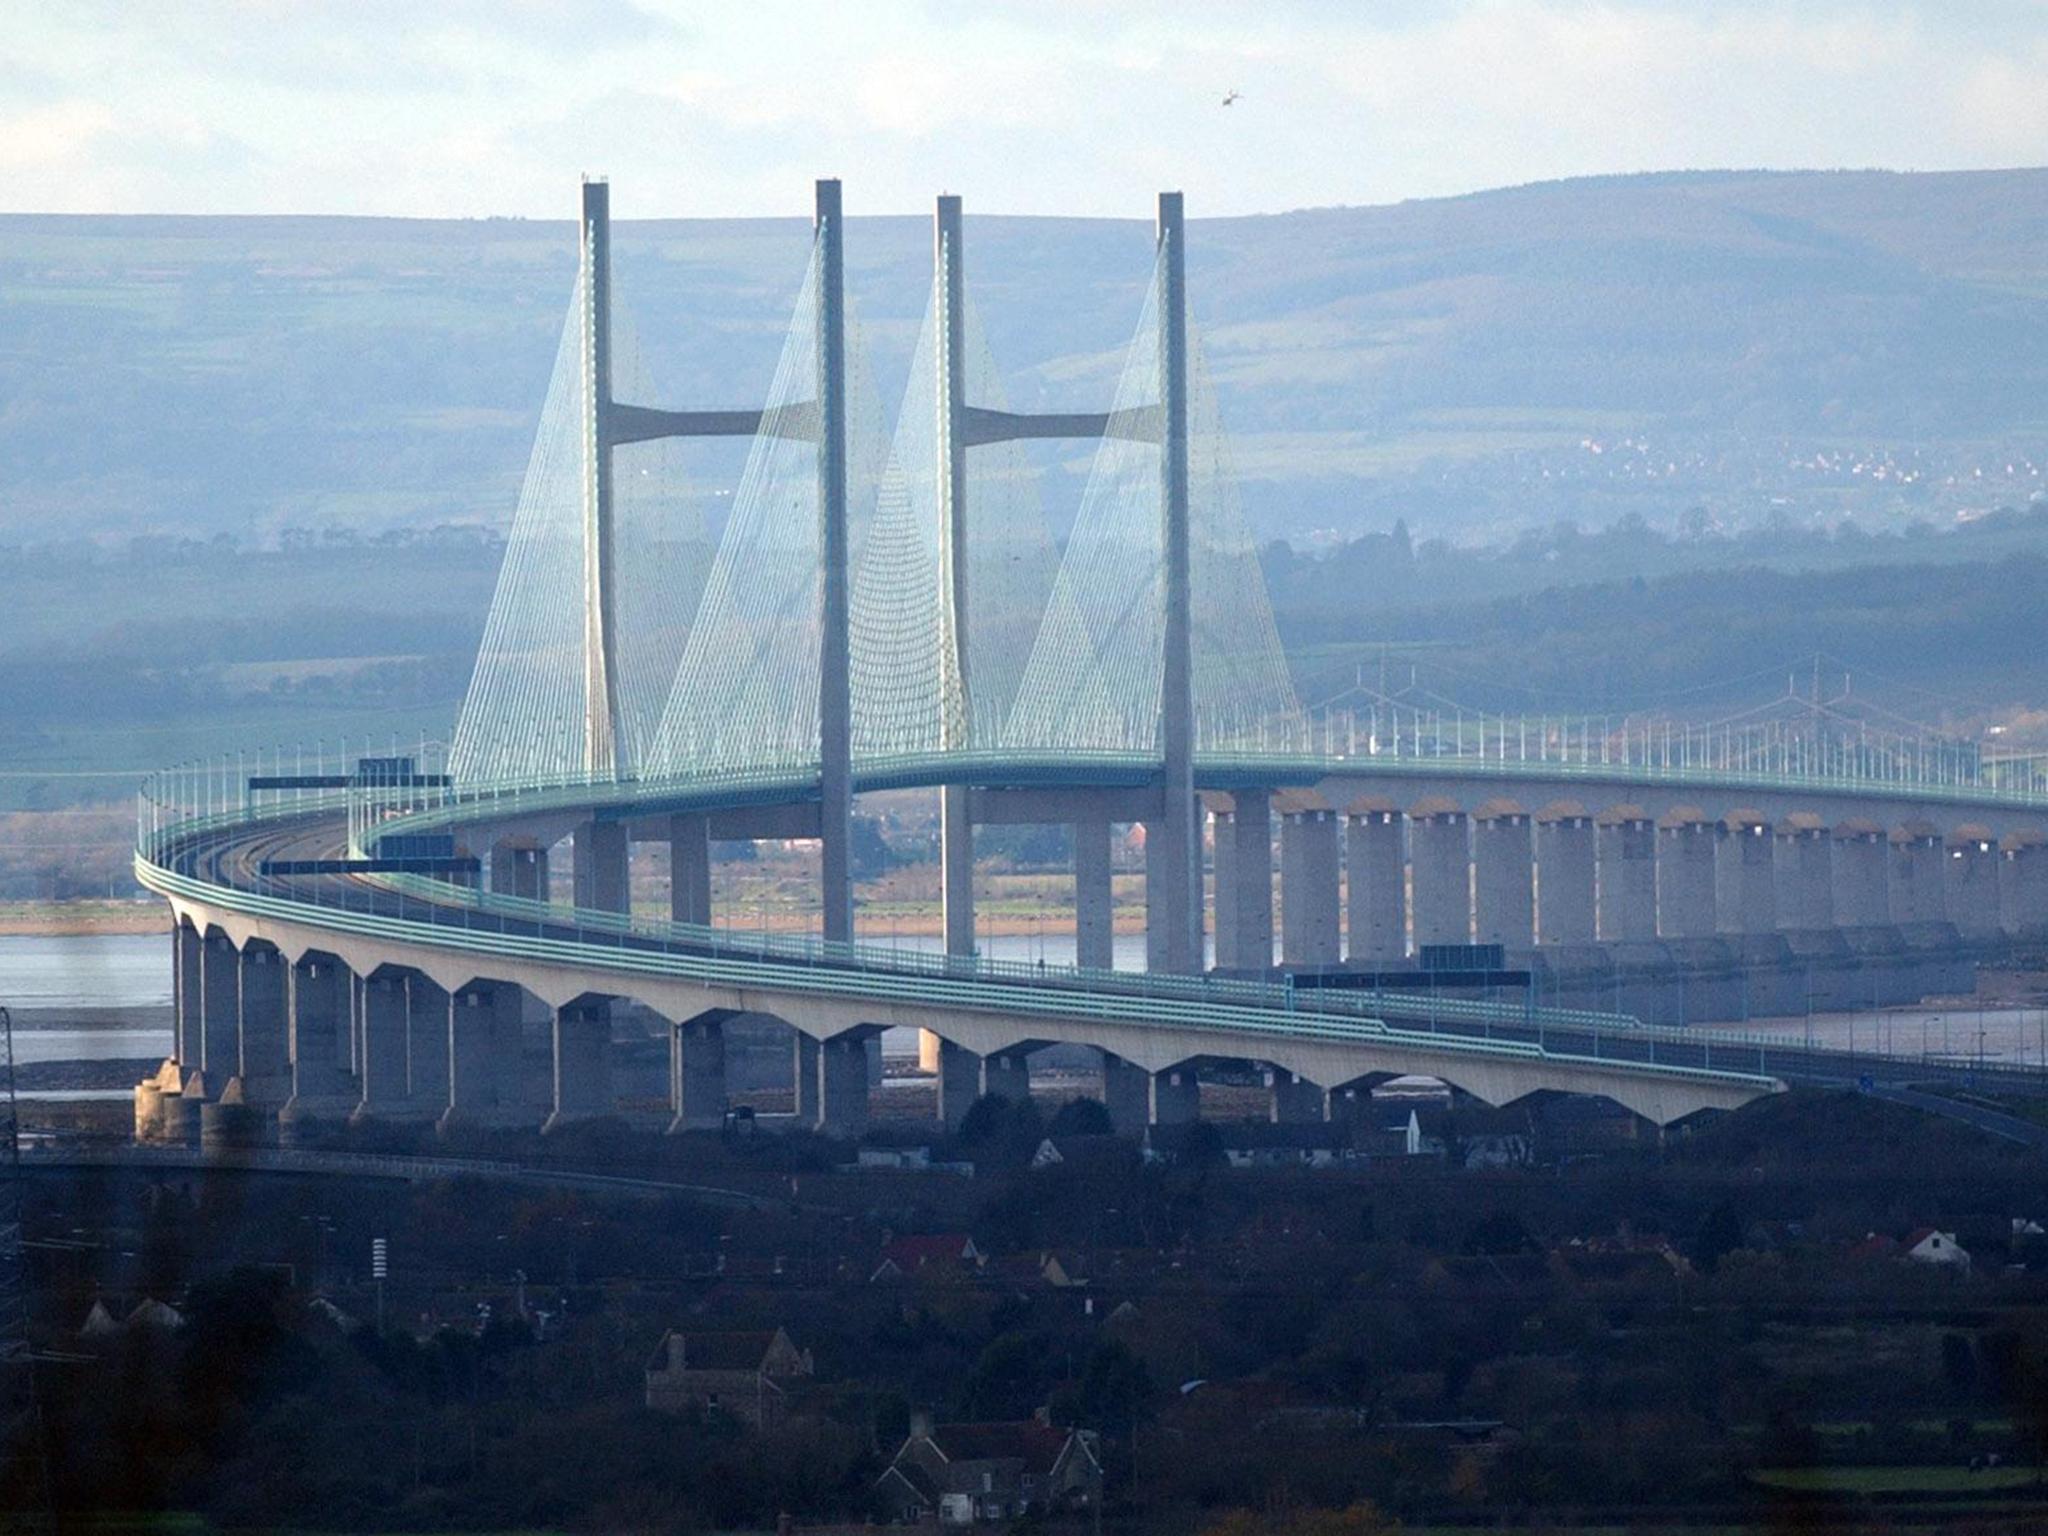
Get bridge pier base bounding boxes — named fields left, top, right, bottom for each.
left=444, top=983, right=527, bottom=1131
left=1150, top=1064, right=1201, bottom=1126
left=1281, top=810, right=1341, bottom=968
left=1100, top=1053, right=1149, bottom=1136
left=1472, top=807, right=1533, bottom=952
left=280, top=955, right=355, bottom=1140
left=543, top=998, right=612, bottom=1132
left=1345, top=810, right=1406, bottom=966
left=667, top=1009, right=731, bottom=1133
left=1073, top=820, right=1115, bottom=971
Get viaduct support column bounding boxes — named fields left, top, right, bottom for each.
left=1230, top=790, right=1274, bottom=969
left=1596, top=810, right=1657, bottom=941
left=936, top=1039, right=981, bottom=1130
left=197, top=930, right=239, bottom=1096
left=404, top=975, right=451, bottom=1119
left=573, top=820, right=629, bottom=914
left=1345, top=810, right=1406, bottom=966
left=1211, top=808, right=1237, bottom=969
left=1655, top=815, right=1718, bottom=939
left=174, top=920, right=203, bottom=1066
left=667, top=1009, right=732, bottom=1133
left=354, top=973, right=410, bottom=1120
left=1148, top=190, right=1199, bottom=974
left=815, top=1030, right=873, bottom=1137
left=1267, top=1067, right=1324, bottom=1124
left=236, top=941, right=291, bottom=1107
left=545, top=997, right=612, bottom=1132
left=280, top=955, right=353, bottom=1138
left=2001, top=834, right=2048, bottom=938
left=1774, top=819, right=1834, bottom=931
left=1472, top=806, right=1534, bottom=950
left=1947, top=830, right=2003, bottom=941
left=816, top=178, right=854, bottom=946
left=1150, top=1064, right=1201, bottom=1126
left=1409, top=806, right=1471, bottom=948
left=1833, top=824, right=1891, bottom=928
left=1716, top=817, right=1777, bottom=935
left=1890, top=829, right=1947, bottom=924
left=1281, top=810, right=1342, bottom=967
left=492, top=843, right=548, bottom=901
left=1100, top=1053, right=1150, bottom=1136
left=669, top=814, right=711, bottom=927
left=1073, top=820, right=1115, bottom=972
left=1535, top=809, right=1595, bottom=946
left=446, top=983, right=525, bottom=1131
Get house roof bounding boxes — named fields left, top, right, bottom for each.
left=648, top=1328, right=790, bottom=1372
left=880, top=1234, right=978, bottom=1269
left=926, top=1421, right=1070, bottom=1473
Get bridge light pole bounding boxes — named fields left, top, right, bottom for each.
left=1150, top=190, right=1199, bottom=973
left=579, top=178, right=622, bottom=781
left=816, top=178, right=854, bottom=945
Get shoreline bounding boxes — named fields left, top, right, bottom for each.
left=0, top=902, right=164, bottom=938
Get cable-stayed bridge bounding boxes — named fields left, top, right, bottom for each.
left=129, top=179, right=2048, bottom=1148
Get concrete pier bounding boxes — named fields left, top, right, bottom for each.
left=1073, top=820, right=1115, bottom=972
left=236, top=941, right=291, bottom=1106
left=669, top=814, right=712, bottom=926
left=404, top=975, right=451, bottom=1116
left=1832, top=822, right=1890, bottom=928
left=355, top=973, right=411, bottom=1119
left=1535, top=807, right=1596, bottom=946
left=1775, top=817, right=1834, bottom=932
left=175, top=921, right=203, bottom=1065
left=1101, top=1053, right=1150, bottom=1135
left=1948, top=830, right=2002, bottom=940
left=200, top=930, right=239, bottom=1088
left=1716, top=814, right=1777, bottom=935
left=1150, top=1064, right=1201, bottom=1125
left=1212, top=808, right=1237, bottom=969
left=1596, top=808, right=1657, bottom=942
left=1281, top=809, right=1342, bottom=967
left=2002, top=833, right=2048, bottom=937
left=942, top=792, right=974, bottom=959
left=936, top=1038, right=981, bottom=1128
left=1410, top=803, right=1470, bottom=947
left=1227, top=790, right=1274, bottom=969
left=545, top=997, right=612, bottom=1130
left=981, top=1047, right=1033, bottom=1102
left=667, top=1009, right=731, bottom=1132
left=1346, top=809, right=1406, bottom=966
left=1268, top=1066, right=1324, bottom=1123
left=1890, top=827, right=1947, bottom=924
left=447, top=983, right=526, bottom=1129
left=1472, top=803, right=1534, bottom=950
left=573, top=820, right=630, bottom=913
left=1655, top=812, right=1718, bottom=940
left=793, top=1032, right=821, bottom=1124
left=280, top=954, right=354, bottom=1135
left=816, top=1031, right=872, bottom=1136
left=491, top=842, right=549, bottom=900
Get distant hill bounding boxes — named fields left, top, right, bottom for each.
left=2, top=168, right=2045, bottom=548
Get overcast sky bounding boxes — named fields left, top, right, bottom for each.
left=5, top=1, right=2045, bottom=220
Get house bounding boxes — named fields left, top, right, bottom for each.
left=876, top=1413, right=1102, bottom=1526
left=1905, top=1228, right=1971, bottom=1270
left=871, top=1234, right=985, bottom=1282
left=643, top=1327, right=813, bottom=1427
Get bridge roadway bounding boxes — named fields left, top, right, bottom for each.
left=136, top=785, right=1794, bottom=1141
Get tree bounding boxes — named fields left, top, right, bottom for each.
left=1690, top=1199, right=1743, bottom=1274
left=1049, top=1097, right=1114, bottom=1137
